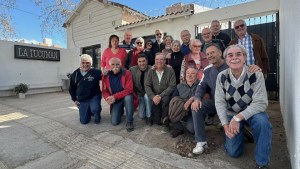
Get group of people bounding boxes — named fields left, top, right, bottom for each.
left=69, top=19, right=272, bottom=169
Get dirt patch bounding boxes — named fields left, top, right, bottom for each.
left=112, top=101, right=291, bottom=169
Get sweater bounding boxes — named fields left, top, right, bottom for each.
left=69, top=68, right=102, bottom=102
left=144, top=66, right=176, bottom=100
left=215, top=66, right=268, bottom=126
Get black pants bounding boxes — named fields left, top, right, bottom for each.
left=151, top=95, right=171, bottom=125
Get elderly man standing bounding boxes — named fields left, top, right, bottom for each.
left=210, top=20, right=231, bottom=47
left=102, top=57, right=137, bottom=132
left=180, top=30, right=191, bottom=56
left=145, top=53, right=176, bottom=128
left=130, top=54, right=152, bottom=125
left=201, top=27, right=226, bottom=53
left=229, top=19, right=269, bottom=77
left=215, top=44, right=272, bottom=169
left=152, top=29, right=165, bottom=55
left=69, top=54, right=102, bottom=124
left=119, top=30, right=135, bottom=51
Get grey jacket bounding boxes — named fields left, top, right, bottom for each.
left=129, top=65, right=151, bottom=96
left=145, top=66, right=176, bottom=100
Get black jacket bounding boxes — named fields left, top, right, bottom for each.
left=69, top=68, right=102, bottom=102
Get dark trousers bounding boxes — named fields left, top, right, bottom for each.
left=151, top=95, right=171, bottom=125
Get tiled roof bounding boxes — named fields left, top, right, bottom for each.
left=115, top=9, right=194, bottom=30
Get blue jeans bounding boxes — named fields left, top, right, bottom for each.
left=110, top=94, right=134, bottom=125
left=138, top=94, right=152, bottom=119
left=78, top=94, right=102, bottom=124
left=225, top=112, right=272, bottom=166
left=192, top=99, right=216, bottom=142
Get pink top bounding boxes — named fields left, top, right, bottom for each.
left=100, top=47, right=127, bottom=69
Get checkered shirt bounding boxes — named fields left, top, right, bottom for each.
left=238, top=33, right=255, bottom=65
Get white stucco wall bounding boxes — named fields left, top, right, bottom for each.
left=280, top=0, right=300, bottom=168
left=0, top=40, right=78, bottom=96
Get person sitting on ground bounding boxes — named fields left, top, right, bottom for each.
left=129, top=54, right=152, bottom=125
left=169, top=67, right=199, bottom=138
left=69, top=54, right=102, bottom=124
left=125, top=37, right=145, bottom=69
left=102, top=57, right=138, bottom=132
left=145, top=52, right=176, bottom=129
left=215, top=44, right=272, bottom=169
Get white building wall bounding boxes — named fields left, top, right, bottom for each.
left=66, top=0, right=123, bottom=54
left=0, top=40, right=78, bottom=96
left=280, top=0, right=300, bottom=168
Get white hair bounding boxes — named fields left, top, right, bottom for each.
left=135, top=37, right=145, bottom=44
left=109, top=57, right=122, bottom=66
left=81, top=54, right=93, bottom=65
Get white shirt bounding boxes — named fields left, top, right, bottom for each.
left=155, top=70, right=164, bottom=83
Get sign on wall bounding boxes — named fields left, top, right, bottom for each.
left=14, top=45, right=60, bottom=61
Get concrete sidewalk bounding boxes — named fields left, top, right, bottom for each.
left=0, top=92, right=290, bottom=169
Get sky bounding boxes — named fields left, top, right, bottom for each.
left=8, top=0, right=253, bottom=48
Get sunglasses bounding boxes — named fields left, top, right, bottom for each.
left=136, top=42, right=143, bottom=45
left=234, top=24, right=245, bottom=29
left=81, top=62, right=90, bottom=64
left=156, top=33, right=162, bottom=36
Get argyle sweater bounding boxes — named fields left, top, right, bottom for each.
left=215, top=66, right=268, bottom=125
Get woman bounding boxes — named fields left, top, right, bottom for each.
left=215, top=44, right=272, bottom=168
left=162, top=35, right=173, bottom=61
left=101, top=35, right=127, bottom=74
left=125, top=37, right=144, bottom=69
left=144, top=39, right=155, bottom=66
left=166, top=40, right=184, bottom=84
left=180, top=39, right=209, bottom=81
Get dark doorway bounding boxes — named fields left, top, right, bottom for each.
left=82, top=44, right=101, bottom=69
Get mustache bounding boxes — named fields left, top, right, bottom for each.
left=112, top=67, right=120, bottom=71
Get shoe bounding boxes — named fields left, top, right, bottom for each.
left=94, top=119, right=100, bottom=124
left=171, top=129, right=184, bottom=138
left=126, top=122, right=134, bottom=132
left=192, top=142, right=208, bottom=154
left=161, top=124, right=170, bottom=134
left=146, top=117, right=152, bottom=126
left=244, top=127, right=254, bottom=143
left=162, top=116, right=169, bottom=125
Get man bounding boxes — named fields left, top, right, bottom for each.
left=210, top=20, right=231, bottom=47
left=69, top=54, right=102, bottom=124
left=119, top=30, right=135, bottom=51
left=190, top=44, right=260, bottom=154
left=145, top=52, right=176, bottom=127
left=201, top=27, right=226, bottom=53
left=180, top=30, right=191, bottom=56
left=215, top=44, right=272, bottom=169
left=129, top=54, right=152, bottom=125
left=102, top=57, right=137, bottom=132
left=229, top=19, right=269, bottom=78
left=169, top=67, right=199, bottom=138
left=152, top=29, right=165, bottom=55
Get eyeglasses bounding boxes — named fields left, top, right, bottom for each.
left=193, top=45, right=201, bottom=48
left=234, top=24, right=245, bottom=29
left=136, top=42, right=143, bottom=45
left=156, top=33, right=162, bottom=36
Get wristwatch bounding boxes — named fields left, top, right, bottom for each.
left=233, top=115, right=241, bottom=122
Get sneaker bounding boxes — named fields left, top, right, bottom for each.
left=244, top=127, right=254, bottom=143
left=171, top=129, right=184, bottom=138
left=126, top=122, right=134, bottom=132
left=192, top=142, right=208, bottom=154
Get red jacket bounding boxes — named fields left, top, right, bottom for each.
left=102, top=69, right=138, bottom=109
